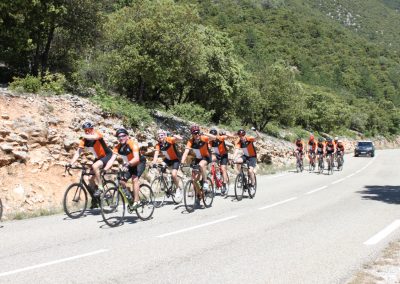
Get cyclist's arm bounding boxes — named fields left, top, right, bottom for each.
left=203, top=132, right=217, bottom=141
left=173, top=134, right=183, bottom=142
left=180, top=148, right=190, bottom=164
left=70, top=148, right=83, bottom=166
left=81, top=132, right=101, bottom=140
left=254, top=129, right=262, bottom=139
left=152, top=149, right=160, bottom=165
left=233, top=148, right=240, bottom=161
left=103, top=153, right=117, bottom=171
left=128, top=151, right=140, bottom=167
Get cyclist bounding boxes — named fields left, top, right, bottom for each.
left=107, top=128, right=146, bottom=209
left=325, top=137, right=336, bottom=168
left=68, top=122, right=114, bottom=207
left=294, top=137, right=305, bottom=166
left=208, top=128, right=235, bottom=194
left=233, top=128, right=260, bottom=191
left=152, top=129, right=184, bottom=199
left=336, top=139, right=345, bottom=163
left=181, top=125, right=217, bottom=196
left=307, top=135, right=317, bottom=167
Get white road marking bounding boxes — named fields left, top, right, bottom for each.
left=355, top=170, right=362, bottom=174
left=258, top=197, right=298, bottom=210
left=157, top=215, right=238, bottom=238
left=268, top=173, right=289, bottom=179
left=346, top=173, right=355, bottom=178
left=364, top=220, right=400, bottom=245
left=0, top=249, right=108, bottom=277
left=331, top=178, right=346, bottom=185
left=305, top=186, right=328, bottom=195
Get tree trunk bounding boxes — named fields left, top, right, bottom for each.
left=138, top=76, right=145, bottom=102
left=40, top=20, right=56, bottom=76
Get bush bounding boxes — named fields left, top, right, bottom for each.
left=264, top=122, right=281, bottom=138
left=169, top=103, right=215, bottom=125
left=91, top=87, right=152, bottom=128
left=41, top=72, right=66, bottom=95
left=9, top=75, right=41, bottom=93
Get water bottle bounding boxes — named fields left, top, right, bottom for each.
left=122, top=187, right=132, bottom=201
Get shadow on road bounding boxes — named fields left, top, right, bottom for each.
left=358, top=185, right=400, bottom=205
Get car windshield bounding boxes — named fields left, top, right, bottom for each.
left=357, top=142, right=373, bottom=147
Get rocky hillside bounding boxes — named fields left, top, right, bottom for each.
left=0, top=88, right=398, bottom=220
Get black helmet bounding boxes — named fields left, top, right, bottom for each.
left=115, top=128, right=129, bottom=137
left=190, top=125, right=200, bottom=134
left=82, top=122, right=94, bottom=129
left=318, top=137, right=324, bottom=142
left=327, top=137, right=332, bottom=142
left=209, top=128, right=217, bottom=135
left=237, top=129, right=246, bottom=136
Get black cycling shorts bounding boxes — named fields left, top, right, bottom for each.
left=94, top=152, right=113, bottom=167
left=122, top=159, right=146, bottom=180
left=241, top=155, right=257, bottom=168
left=163, top=159, right=180, bottom=170
left=215, top=154, right=229, bottom=166
left=194, top=156, right=211, bottom=165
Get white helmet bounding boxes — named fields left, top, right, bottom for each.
left=157, top=129, right=167, bottom=139
left=334, top=136, right=338, bottom=141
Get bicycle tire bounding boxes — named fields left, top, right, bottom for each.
left=0, top=198, right=3, bottom=221
left=248, top=174, right=257, bottom=199
left=184, top=180, right=196, bottom=213
left=203, top=177, right=214, bottom=208
left=222, top=174, right=230, bottom=197
left=234, top=173, right=244, bottom=201
left=135, top=184, right=155, bottom=221
left=63, top=183, right=88, bottom=219
left=100, top=187, right=125, bottom=227
left=151, top=177, right=166, bottom=208
left=171, top=176, right=184, bottom=204
left=318, top=158, right=324, bottom=174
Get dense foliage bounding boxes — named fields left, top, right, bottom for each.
left=1, top=0, right=399, bottom=137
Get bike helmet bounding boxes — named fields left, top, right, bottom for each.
left=326, top=137, right=332, bottom=142
left=219, top=129, right=226, bottom=135
left=190, top=125, right=200, bottom=134
left=237, top=129, right=246, bottom=136
left=157, top=129, right=167, bottom=139
left=309, top=134, right=314, bottom=140
left=296, top=137, right=302, bottom=142
left=337, top=140, right=343, bottom=143
left=115, top=128, right=129, bottom=137
left=318, top=137, right=324, bottom=142
left=334, top=136, right=338, bottom=141
left=82, top=121, right=94, bottom=129
left=209, top=128, right=217, bottom=135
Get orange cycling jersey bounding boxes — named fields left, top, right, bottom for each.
left=307, top=140, right=317, bottom=152
left=209, top=135, right=228, bottom=156
left=156, top=137, right=180, bottom=160
left=235, top=136, right=257, bottom=157
left=295, top=140, right=305, bottom=151
left=186, top=136, right=210, bottom=159
left=79, top=130, right=111, bottom=158
left=113, top=139, right=139, bottom=164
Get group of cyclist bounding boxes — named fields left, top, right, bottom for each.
left=294, top=134, right=345, bottom=171
left=67, top=122, right=261, bottom=209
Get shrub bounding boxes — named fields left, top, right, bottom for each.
left=41, top=72, right=66, bottom=95
left=9, top=75, right=41, bottom=93
left=169, top=102, right=215, bottom=125
left=264, top=122, right=281, bottom=138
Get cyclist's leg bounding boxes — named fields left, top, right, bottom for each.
left=235, top=155, right=245, bottom=173
left=130, top=160, right=146, bottom=203
left=199, top=158, right=209, bottom=187
left=92, top=159, right=104, bottom=189
left=248, top=157, right=257, bottom=186
left=220, top=154, right=229, bottom=184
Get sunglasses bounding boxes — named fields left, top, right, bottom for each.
left=117, top=135, right=127, bottom=139
left=192, top=132, right=200, bottom=135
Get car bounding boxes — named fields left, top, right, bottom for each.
left=354, top=141, right=375, bottom=157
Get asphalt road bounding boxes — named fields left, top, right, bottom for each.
left=1, top=149, right=399, bottom=283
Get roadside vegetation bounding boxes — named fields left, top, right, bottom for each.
left=1, top=0, right=399, bottom=138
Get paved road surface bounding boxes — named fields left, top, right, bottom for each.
left=1, top=150, right=399, bottom=283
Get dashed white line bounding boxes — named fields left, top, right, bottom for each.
left=0, top=249, right=108, bottom=277
left=305, top=186, right=328, bottom=195
left=157, top=215, right=238, bottom=238
left=331, top=178, right=346, bottom=185
left=258, top=197, right=298, bottom=210
left=364, top=220, right=400, bottom=245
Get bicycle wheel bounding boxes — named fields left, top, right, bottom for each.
left=234, top=173, right=244, bottom=201
left=0, top=198, right=3, bottom=221
left=222, top=174, right=230, bottom=196
left=100, top=187, right=125, bottom=227
left=318, top=158, right=324, bottom=174
left=203, top=177, right=214, bottom=208
left=171, top=176, right=184, bottom=204
left=151, top=177, right=166, bottom=208
left=135, top=184, right=155, bottom=221
left=63, top=183, right=88, bottom=219
left=184, top=180, right=196, bottom=213
left=248, top=174, right=257, bottom=198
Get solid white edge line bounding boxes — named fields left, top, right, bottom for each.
left=364, top=220, right=400, bottom=245
left=157, top=215, right=238, bottom=238
left=346, top=173, right=355, bottom=178
left=0, top=249, right=108, bottom=277
left=305, top=186, right=328, bottom=195
left=258, top=197, right=298, bottom=210
left=331, top=178, right=346, bottom=185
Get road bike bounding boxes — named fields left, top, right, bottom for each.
left=182, top=164, right=214, bottom=213
left=295, top=151, right=304, bottom=173
left=209, top=160, right=229, bottom=196
left=150, top=164, right=184, bottom=208
left=336, top=151, right=344, bottom=171
left=100, top=168, right=155, bottom=227
left=63, top=163, right=116, bottom=219
left=308, top=152, right=316, bottom=172
left=234, top=161, right=257, bottom=201
left=317, top=154, right=324, bottom=174
left=326, top=153, right=335, bottom=175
